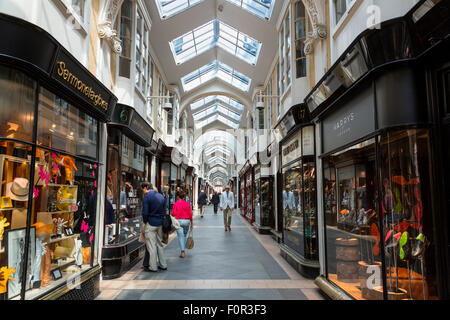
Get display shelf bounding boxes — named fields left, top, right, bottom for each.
left=0, top=207, right=14, bottom=211
left=0, top=154, right=45, bottom=165
left=37, top=210, right=77, bottom=215
left=47, top=183, right=78, bottom=188
left=48, top=233, right=80, bottom=244
left=50, top=258, right=75, bottom=271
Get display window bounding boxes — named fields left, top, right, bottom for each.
left=245, top=171, right=253, bottom=223
left=281, top=125, right=317, bottom=260
left=323, top=130, right=437, bottom=300
left=254, top=168, right=261, bottom=226
left=0, top=66, right=102, bottom=300
left=105, top=130, right=145, bottom=245
left=260, top=176, right=274, bottom=228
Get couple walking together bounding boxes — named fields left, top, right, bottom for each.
left=140, top=182, right=193, bottom=272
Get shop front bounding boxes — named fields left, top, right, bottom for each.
left=0, top=13, right=117, bottom=299
left=186, top=166, right=194, bottom=205
left=310, top=1, right=450, bottom=299
left=275, top=104, right=319, bottom=278
left=102, top=104, right=154, bottom=279
left=159, top=145, right=179, bottom=213
left=252, top=155, right=273, bottom=234
left=238, top=160, right=254, bottom=224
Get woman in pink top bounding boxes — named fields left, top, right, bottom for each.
left=171, top=190, right=193, bottom=258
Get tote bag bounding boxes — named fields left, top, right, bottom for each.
left=186, top=229, right=194, bottom=249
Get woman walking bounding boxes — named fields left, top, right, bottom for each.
left=171, top=190, right=193, bottom=258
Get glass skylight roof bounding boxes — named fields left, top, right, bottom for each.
left=193, top=104, right=242, bottom=122
left=225, top=0, right=276, bottom=21
left=182, top=60, right=251, bottom=92
left=155, top=0, right=205, bottom=20
left=191, top=95, right=245, bottom=111
left=170, top=20, right=262, bottom=65
left=205, top=145, right=232, bottom=157
left=195, top=114, right=240, bottom=129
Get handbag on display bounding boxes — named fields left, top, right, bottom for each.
left=186, top=229, right=194, bottom=250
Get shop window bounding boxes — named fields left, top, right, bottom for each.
left=323, top=139, right=379, bottom=299
left=0, top=141, right=34, bottom=299
left=294, top=1, right=307, bottom=79
left=105, top=132, right=145, bottom=245
left=0, top=65, right=36, bottom=142
left=22, top=148, right=99, bottom=300
left=119, top=0, right=133, bottom=78
left=135, top=7, right=149, bottom=96
left=37, top=87, right=98, bottom=160
left=379, top=129, right=437, bottom=300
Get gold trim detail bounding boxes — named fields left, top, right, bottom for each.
left=314, top=275, right=354, bottom=300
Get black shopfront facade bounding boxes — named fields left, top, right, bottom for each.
left=102, top=104, right=154, bottom=279
left=275, top=104, right=319, bottom=278
left=0, top=13, right=117, bottom=299
left=310, top=0, right=450, bottom=300
left=252, top=152, right=274, bottom=235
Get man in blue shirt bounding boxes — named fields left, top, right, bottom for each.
left=141, top=182, right=167, bottom=272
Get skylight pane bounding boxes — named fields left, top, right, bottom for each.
left=170, top=20, right=261, bottom=65
left=225, top=0, right=275, bottom=21
left=155, top=0, right=206, bottom=20
left=182, top=61, right=251, bottom=92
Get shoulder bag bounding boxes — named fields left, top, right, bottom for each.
left=186, top=228, right=194, bottom=249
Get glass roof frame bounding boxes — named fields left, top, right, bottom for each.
left=193, top=103, right=242, bottom=123
left=225, top=0, right=276, bottom=21
left=169, top=20, right=262, bottom=65
left=182, top=60, right=251, bottom=93
left=204, top=144, right=232, bottom=156
left=155, top=0, right=206, bottom=20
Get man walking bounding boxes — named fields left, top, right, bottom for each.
left=197, top=189, right=207, bottom=218
left=211, top=191, right=220, bottom=214
left=220, top=185, right=234, bottom=232
left=141, top=182, right=167, bottom=272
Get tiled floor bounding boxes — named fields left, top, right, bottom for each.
left=96, top=206, right=324, bottom=300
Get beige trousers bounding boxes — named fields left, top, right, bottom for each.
left=223, top=207, right=232, bottom=228
left=144, top=223, right=167, bottom=271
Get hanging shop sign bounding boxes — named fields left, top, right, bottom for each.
left=322, top=86, right=375, bottom=155
left=275, top=104, right=311, bottom=140
left=109, top=104, right=155, bottom=147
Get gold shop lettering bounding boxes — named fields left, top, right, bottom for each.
left=283, top=139, right=299, bottom=157
left=57, top=61, right=109, bottom=110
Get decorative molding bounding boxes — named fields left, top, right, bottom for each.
left=98, top=0, right=124, bottom=54
left=302, top=0, right=327, bottom=55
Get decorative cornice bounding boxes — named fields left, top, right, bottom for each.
left=98, top=0, right=124, bottom=54
left=302, top=0, right=327, bottom=55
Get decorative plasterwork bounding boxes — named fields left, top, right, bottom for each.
left=98, top=0, right=123, bottom=54
left=302, top=0, right=327, bottom=55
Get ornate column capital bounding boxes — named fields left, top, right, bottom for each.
left=98, top=0, right=124, bottom=54
left=302, top=0, right=328, bottom=55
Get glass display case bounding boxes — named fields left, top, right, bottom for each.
left=245, top=170, right=254, bottom=223
left=254, top=166, right=261, bottom=227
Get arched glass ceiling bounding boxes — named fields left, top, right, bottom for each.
left=225, top=0, right=276, bottom=21
left=191, top=95, right=244, bottom=113
left=170, top=20, right=262, bottom=65
left=204, top=145, right=232, bottom=157
left=196, top=114, right=240, bottom=129
left=181, top=60, right=251, bottom=92
left=155, top=0, right=205, bottom=20
left=193, top=103, right=242, bottom=122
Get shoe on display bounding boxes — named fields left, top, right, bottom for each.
left=412, top=233, right=427, bottom=259
left=399, top=231, right=410, bottom=260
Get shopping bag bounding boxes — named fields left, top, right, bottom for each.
left=186, top=229, right=194, bottom=249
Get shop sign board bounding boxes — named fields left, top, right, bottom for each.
left=322, top=88, right=375, bottom=154
left=282, top=131, right=302, bottom=166
left=52, top=48, right=116, bottom=118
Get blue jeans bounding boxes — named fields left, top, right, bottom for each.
left=176, top=219, right=191, bottom=252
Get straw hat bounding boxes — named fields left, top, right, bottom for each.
left=6, top=178, right=29, bottom=201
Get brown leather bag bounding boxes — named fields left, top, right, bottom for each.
left=186, top=229, right=194, bottom=249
